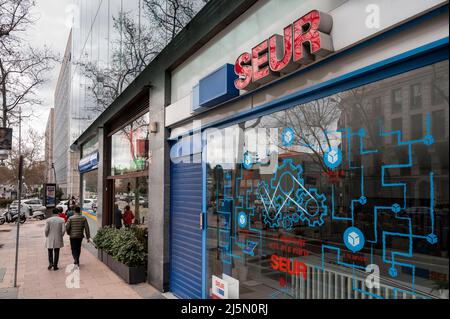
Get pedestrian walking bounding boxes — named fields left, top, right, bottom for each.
left=66, top=205, right=74, bottom=219
left=122, top=205, right=134, bottom=228
left=69, top=195, right=77, bottom=208
left=66, top=206, right=90, bottom=266
left=44, top=208, right=66, bottom=271
left=58, top=206, right=68, bottom=222
left=114, top=204, right=123, bottom=229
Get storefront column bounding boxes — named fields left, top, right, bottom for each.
left=97, top=127, right=106, bottom=229
left=148, top=81, right=171, bottom=292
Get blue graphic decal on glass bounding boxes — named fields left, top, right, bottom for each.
left=281, top=127, right=295, bottom=147
left=343, top=226, right=365, bottom=253
left=324, top=147, right=343, bottom=170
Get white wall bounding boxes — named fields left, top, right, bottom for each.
left=167, top=0, right=448, bottom=131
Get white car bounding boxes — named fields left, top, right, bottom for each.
left=83, top=199, right=97, bottom=212
left=22, top=198, right=46, bottom=212
left=56, top=200, right=69, bottom=213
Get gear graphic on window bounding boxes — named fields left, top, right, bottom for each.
left=257, top=181, right=282, bottom=228
left=257, top=159, right=305, bottom=229
left=282, top=214, right=294, bottom=231
left=297, top=188, right=327, bottom=227
left=270, top=159, right=304, bottom=207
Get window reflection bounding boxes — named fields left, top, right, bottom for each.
left=206, top=61, right=449, bottom=299
left=113, top=176, right=149, bottom=226
left=111, top=113, right=149, bottom=176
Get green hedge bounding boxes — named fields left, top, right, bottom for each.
left=93, top=226, right=147, bottom=267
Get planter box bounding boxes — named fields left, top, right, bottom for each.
left=104, top=253, right=146, bottom=284
left=97, top=249, right=103, bottom=261
left=102, top=250, right=109, bottom=263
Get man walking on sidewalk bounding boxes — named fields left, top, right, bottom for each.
left=66, top=206, right=90, bottom=266
left=45, top=208, right=66, bottom=271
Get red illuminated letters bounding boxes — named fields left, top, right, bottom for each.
left=269, top=25, right=295, bottom=73
left=293, top=10, right=333, bottom=64
left=252, top=40, right=278, bottom=85
left=234, top=10, right=334, bottom=91
left=234, top=52, right=253, bottom=90
left=271, top=254, right=307, bottom=280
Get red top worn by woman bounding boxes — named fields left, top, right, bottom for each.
left=123, top=209, right=134, bottom=226
left=58, top=212, right=68, bottom=222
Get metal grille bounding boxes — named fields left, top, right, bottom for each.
left=290, top=263, right=430, bottom=299
left=170, top=156, right=203, bottom=299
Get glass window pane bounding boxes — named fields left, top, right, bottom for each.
left=111, top=112, right=149, bottom=176
left=205, top=60, right=449, bottom=299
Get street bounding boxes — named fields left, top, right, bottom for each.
left=0, top=219, right=163, bottom=299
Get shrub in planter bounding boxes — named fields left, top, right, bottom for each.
left=93, top=226, right=147, bottom=267
left=111, top=228, right=146, bottom=267
left=93, top=226, right=112, bottom=249
left=129, top=226, right=148, bottom=253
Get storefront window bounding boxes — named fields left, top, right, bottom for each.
left=81, top=169, right=98, bottom=237
left=111, top=112, right=150, bottom=176
left=113, top=176, right=149, bottom=226
left=206, top=61, right=449, bottom=299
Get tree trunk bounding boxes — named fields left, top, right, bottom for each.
left=0, top=59, right=7, bottom=127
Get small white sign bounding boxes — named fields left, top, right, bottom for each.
left=212, top=275, right=228, bottom=299
left=211, top=274, right=240, bottom=299
left=223, top=274, right=239, bottom=299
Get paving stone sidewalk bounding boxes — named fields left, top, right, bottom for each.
left=0, top=219, right=164, bottom=299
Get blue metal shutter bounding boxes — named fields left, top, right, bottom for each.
left=170, top=157, right=203, bottom=299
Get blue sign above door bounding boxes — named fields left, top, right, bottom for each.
left=192, top=64, right=239, bottom=113
left=79, top=152, right=99, bottom=174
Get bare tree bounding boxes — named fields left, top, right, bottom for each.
left=0, top=0, right=56, bottom=128
left=270, top=96, right=342, bottom=172
left=0, top=128, right=45, bottom=187
left=143, top=0, right=209, bottom=42
left=0, top=0, right=34, bottom=42
left=77, top=11, right=163, bottom=113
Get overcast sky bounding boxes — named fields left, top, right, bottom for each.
left=21, top=0, right=73, bottom=137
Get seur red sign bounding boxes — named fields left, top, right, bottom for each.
left=234, top=10, right=334, bottom=91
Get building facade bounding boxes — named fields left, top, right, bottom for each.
left=44, top=108, right=55, bottom=183
left=69, top=0, right=164, bottom=236
left=72, top=0, right=449, bottom=299
left=54, top=31, right=79, bottom=198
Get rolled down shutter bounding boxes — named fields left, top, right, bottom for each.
left=170, top=151, right=203, bottom=299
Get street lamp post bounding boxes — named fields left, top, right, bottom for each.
left=51, top=162, right=57, bottom=184
left=13, top=106, right=23, bottom=288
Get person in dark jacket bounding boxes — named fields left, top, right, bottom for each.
left=66, top=206, right=90, bottom=266
left=114, top=204, right=123, bottom=229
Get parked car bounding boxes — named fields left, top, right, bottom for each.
left=83, top=198, right=97, bottom=212
left=22, top=198, right=46, bottom=212
left=131, top=196, right=147, bottom=206
left=56, top=200, right=69, bottom=213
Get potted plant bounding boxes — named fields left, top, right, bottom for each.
left=92, top=226, right=111, bottom=261
left=93, top=226, right=147, bottom=284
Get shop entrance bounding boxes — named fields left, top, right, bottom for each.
left=170, top=151, right=205, bottom=299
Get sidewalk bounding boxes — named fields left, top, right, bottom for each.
left=0, top=219, right=164, bottom=299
